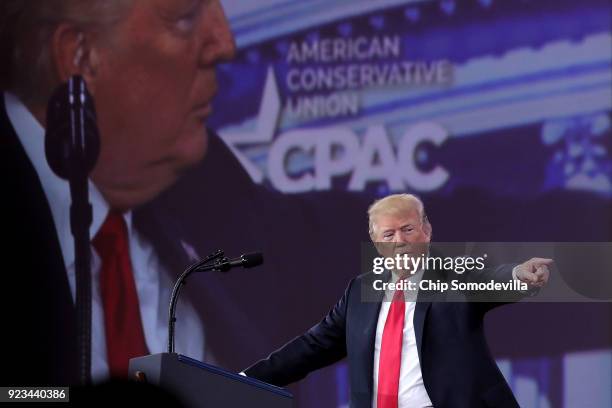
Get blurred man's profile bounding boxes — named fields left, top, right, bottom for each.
left=0, top=0, right=235, bottom=385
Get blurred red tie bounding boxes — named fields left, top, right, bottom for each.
left=377, top=287, right=405, bottom=408
left=93, top=211, right=149, bottom=378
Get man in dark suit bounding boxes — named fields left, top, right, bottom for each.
left=1, top=0, right=371, bottom=388
left=0, top=0, right=236, bottom=385
left=245, top=194, right=552, bottom=408
left=0, top=94, right=245, bottom=385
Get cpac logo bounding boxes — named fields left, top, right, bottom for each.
left=220, top=68, right=449, bottom=193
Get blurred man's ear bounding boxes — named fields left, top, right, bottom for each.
left=423, top=221, right=433, bottom=240
left=51, top=24, right=99, bottom=91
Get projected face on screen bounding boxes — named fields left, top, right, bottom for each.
left=87, top=0, right=236, bottom=209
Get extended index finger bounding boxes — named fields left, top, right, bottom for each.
left=530, top=258, right=554, bottom=266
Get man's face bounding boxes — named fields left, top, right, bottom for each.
left=88, top=0, right=235, bottom=209
left=371, top=208, right=432, bottom=260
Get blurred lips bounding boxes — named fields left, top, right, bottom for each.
left=193, top=103, right=212, bottom=119
left=193, top=80, right=218, bottom=120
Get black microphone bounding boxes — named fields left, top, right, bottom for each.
left=167, top=250, right=263, bottom=354
left=44, top=75, right=100, bottom=385
left=45, top=75, right=100, bottom=180
left=205, top=252, right=264, bottom=272
left=230, top=252, right=264, bottom=268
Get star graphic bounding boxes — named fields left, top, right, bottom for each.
left=219, top=67, right=281, bottom=183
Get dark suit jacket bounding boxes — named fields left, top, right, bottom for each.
left=1, top=95, right=79, bottom=385
left=245, top=265, right=525, bottom=408
left=0, top=95, right=196, bottom=385
left=0, top=94, right=371, bottom=385
left=5, top=90, right=608, bottom=403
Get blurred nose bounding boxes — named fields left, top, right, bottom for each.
left=393, top=238, right=409, bottom=253
left=395, top=232, right=410, bottom=244
left=199, top=1, right=237, bottom=66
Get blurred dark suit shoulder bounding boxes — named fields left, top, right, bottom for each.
left=0, top=95, right=78, bottom=385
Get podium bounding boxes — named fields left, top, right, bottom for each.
left=129, top=353, right=293, bottom=408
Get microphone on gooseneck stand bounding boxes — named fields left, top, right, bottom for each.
left=167, top=250, right=264, bottom=354
left=199, top=252, right=264, bottom=272
left=45, top=75, right=100, bottom=385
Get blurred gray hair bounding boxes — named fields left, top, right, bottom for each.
left=0, top=0, right=132, bottom=105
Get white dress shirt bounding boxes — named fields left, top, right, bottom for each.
left=5, top=92, right=205, bottom=382
left=371, top=265, right=524, bottom=407
left=372, top=270, right=434, bottom=408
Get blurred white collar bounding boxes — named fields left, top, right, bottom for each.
left=4, top=91, right=133, bottom=269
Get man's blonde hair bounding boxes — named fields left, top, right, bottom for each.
left=367, top=193, right=428, bottom=238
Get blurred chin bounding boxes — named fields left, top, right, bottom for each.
left=173, top=127, right=209, bottom=170
left=91, top=128, right=208, bottom=210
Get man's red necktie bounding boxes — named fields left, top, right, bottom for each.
left=377, top=287, right=405, bottom=408
left=92, top=211, right=149, bottom=378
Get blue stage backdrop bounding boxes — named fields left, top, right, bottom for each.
left=183, top=0, right=612, bottom=407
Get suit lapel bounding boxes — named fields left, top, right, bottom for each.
left=414, top=299, right=432, bottom=365
left=355, top=271, right=388, bottom=400
left=133, top=205, right=190, bottom=277
left=364, top=294, right=384, bottom=398
left=414, top=267, right=447, bottom=364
